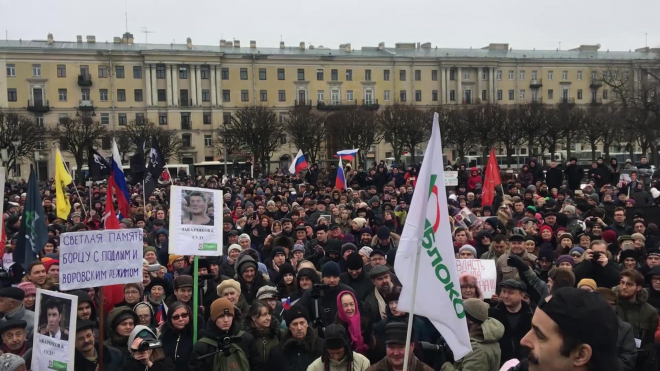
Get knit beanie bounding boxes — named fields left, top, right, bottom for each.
left=237, top=255, right=258, bottom=276
left=538, top=248, right=554, bottom=262
left=17, top=282, right=36, bottom=297
left=278, top=263, right=296, bottom=278
left=227, top=244, right=243, bottom=254
left=556, top=255, right=575, bottom=268
left=577, top=279, right=597, bottom=291
left=0, top=354, right=24, bottom=371
left=321, top=261, right=341, bottom=278
left=359, top=246, right=373, bottom=258
left=216, top=279, right=241, bottom=296
left=124, top=282, right=144, bottom=297
left=283, top=305, right=310, bottom=326
left=569, top=247, right=585, bottom=256
left=341, top=243, right=358, bottom=256
left=143, top=246, right=157, bottom=257
left=620, top=249, right=639, bottom=262
left=602, top=230, right=617, bottom=244
left=168, top=255, right=184, bottom=265
left=463, top=298, right=489, bottom=324
left=210, top=298, right=234, bottom=322
left=458, top=244, right=477, bottom=258
left=539, top=225, right=553, bottom=236
left=346, top=252, right=364, bottom=270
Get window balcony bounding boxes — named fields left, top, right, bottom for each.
left=180, top=99, right=193, bottom=107
left=590, top=77, right=602, bottom=89
left=530, top=79, right=543, bottom=88
left=27, top=100, right=50, bottom=113
left=316, top=100, right=358, bottom=111
left=559, top=97, right=575, bottom=104
left=362, top=99, right=380, bottom=110
left=78, top=100, right=94, bottom=112
left=77, top=74, right=92, bottom=87
left=531, top=98, right=543, bottom=104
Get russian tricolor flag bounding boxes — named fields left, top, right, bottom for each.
left=281, top=297, right=291, bottom=310
left=111, top=139, right=131, bottom=217
left=288, top=149, right=308, bottom=175
left=335, top=148, right=359, bottom=161
left=335, top=159, right=347, bottom=190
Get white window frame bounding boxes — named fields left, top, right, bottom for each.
left=519, top=89, right=526, bottom=99
left=364, top=89, right=373, bottom=104
left=496, top=70, right=502, bottom=81
left=519, top=70, right=525, bottom=80
left=577, top=70, right=583, bottom=80
left=331, top=89, right=340, bottom=104
left=562, top=70, right=568, bottom=80
left=548, top=70, right=554, bottom=80
left=32, top=64, right=41, bottom=77
left=531, top=71, right=538, bottom=80
left=317, top=90, right=324, bottom=102
left=346, top=90, right=354, bottom=102
left=204, top=135, right=213, bottom=147
left=508, top=70, right=514, bottom=80
left=6, top=64, right=15, bottom=77
left=384, top=90, right=390, bottom=101
left=464, top=71, right=471, bottom=81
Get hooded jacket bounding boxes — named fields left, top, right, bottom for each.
left=440, top=318, right=504, bottom=371
left=74, top=343, right=125, bottom=371
left=268, top=326, right=325, bottom=371
left=243, top=311, right=284, bottom=365
left=161, top=302, right=195, bottom=371
left=340, top=268, right=375, bottom=303
left=188, top=316, right=263, bottom=371
left=474, top=230, right=492, bottom=258
left=104, top=306, right=138, bottom=361
left=236, top=255, right=271, bottom=305
left=614, top=286, right=659, bottom=359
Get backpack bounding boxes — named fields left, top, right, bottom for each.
left=198, top=331, right=250, bottom=371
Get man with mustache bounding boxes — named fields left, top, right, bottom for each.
left=364, top=265, right=393, bottom=323
left=74, top=320, right=125, bottom=371
left=519, top=287, right=618, bottom=371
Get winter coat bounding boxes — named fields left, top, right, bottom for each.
left=528, top=161, right=545, bottom=184
left=124, top=357, right=176, bottom=371
left=516, top=171, right=533, bottom=188
left=573, top=259, right=621, bottom=289
left=1, top=305, right=35, bottom=339
left=306, top=351, right=371, bottom=371
left=340, top=269, right=375, bottom=302
left=545, top=167, right=564, bottom=191
left=188, top=319, right=263, bottom=371
left=632, top=188, right=653, bottom=206
left=297, top=283, right=355, bottom=329
left=440, top=318, right=504, bottom=371
left=488, top=301, right=534, bottom=365
left=615, top=286, right=659, bottom=371
left=617, top=316, right=638, bottom=371
left=161, top=322, right=195, bottom=371
left=244, top=316, right=284, bottom=365
left=367, top=355, right=434, bottom=371
left=268, top=326, right=324, bottom=371
left=564, top=163, right=583, bottom=190
left=467, top=173, right=482, bottom=191
left=73, top=344, right=125, bottom=371
left=372, top=307, right=433, bottom=362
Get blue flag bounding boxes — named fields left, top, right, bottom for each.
left=15, top=168, right=48, bottom=269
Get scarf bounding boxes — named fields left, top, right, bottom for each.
left=374, top=287, right=387, bottom=319
left=336, top=290, right=369, bottom=353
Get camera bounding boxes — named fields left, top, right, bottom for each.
left=592, top=252, right=601, bottom=261
left=220, top=336, right=242, bottom=356
left=147, top=263, right=161, bottom=272
left=135, top=340, right=162, bottom=352
left=311, top=283, right=331, bottom=299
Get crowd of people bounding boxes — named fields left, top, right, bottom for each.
left=0, top=155, right=658, bottom=371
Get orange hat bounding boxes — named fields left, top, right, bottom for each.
left=168, top=255, right=183, bottom=265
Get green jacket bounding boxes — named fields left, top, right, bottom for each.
left=615, top=286, right=659, bottom=351
left=441, top=318, right=504, bottom=371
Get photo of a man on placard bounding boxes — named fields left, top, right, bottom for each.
left=38, top=298, right=70, bottom=340
left=181, top=190, right=214, bottom=226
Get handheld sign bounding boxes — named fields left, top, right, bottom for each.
left=456, top=259, right=497, bottom=298
left=59, top=229, right=143, bottom=290
left=32, top=289, right=78, bottom=371
left=444, top=171, right=459, bottom=186
left=169, top=186, right=223, bottom=256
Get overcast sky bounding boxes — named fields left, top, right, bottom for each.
left=3, top=0, right=660, bottom=51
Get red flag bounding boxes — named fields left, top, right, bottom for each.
left=104, top=175, right=120, bottom=229
left=0, top=214, right=6, bottom=258
left=481, top=148, right=502, bottom=207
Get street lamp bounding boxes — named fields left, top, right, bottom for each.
left=34, top=151, right=41, bottom=181
left=10, top=140, right=21, bottom=178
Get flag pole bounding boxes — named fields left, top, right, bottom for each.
left=193, top=255, right=199, bottom=343
left=98, top=286, right=105, bottom=371
left=61, top=159, right=88, bottom=216
left=402, top=239, right=423, bottom=371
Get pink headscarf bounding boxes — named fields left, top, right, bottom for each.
left=336, top=290, right=369, bottom=354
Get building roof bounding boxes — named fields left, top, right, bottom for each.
left=0, top=39, right=658, bottom=61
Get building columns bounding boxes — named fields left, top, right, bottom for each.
left=172, top=65, right=179, bottom=106
left=210, top=66, right=217, bottom=106
left=477, top=67, right=482, bottom=103
left=190, top=65, right=198, bottom=106
left=196, top=65, right=203, bottom=106
left=145, top=64, right=152, bottom=106
left=440, top=66, right=446, bottom=104
left=490, top=67, right=495, bottom=102
left=457, top=67, right=462, bottom=104
left=151, top=64, right=158, bottom=106
left=165, top=65, right=173, bottom=106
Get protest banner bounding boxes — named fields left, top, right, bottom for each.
left=453, top=207, right=482, bottom=229
left=169, top=186, right=223, bottom=256
left=444, top=171, right=458, bottom=186
left=32, top=289, right=77, bottom=371
left=59, top=229, right=143, bottom=291
left=456, top=259, right=497, bottom=298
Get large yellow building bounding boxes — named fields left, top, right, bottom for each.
left=0, top=32, right=658, bottom=179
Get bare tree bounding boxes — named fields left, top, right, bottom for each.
left=400, top=107, right=431, bottom=164
left=437, top=107, right=478, bottom=164
left=471, top=105, right=504, bottom=164
left=0, top=111, right=45, bottom=176
left=557, top=103, right=586, bottom=160
left=283, top=108, right=326, bottom=164
left=326, top=109, right=383, bottom=168
left=538, top=108, right=564, bottom=163
left=581, top=106, right=605, bottom=161
left=153, top=128, right=182, bottom=163
left=496, top=107, right=526, bottom=167
left=124, top=119, right=158, bottom=148
left=378, top=104, right=407, bottom=165
left=221, top=106, right=283, bottom=173
left=49, top=116, right=106, bottom=181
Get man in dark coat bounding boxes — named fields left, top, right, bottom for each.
left=340, top=252, right=375, bottom=302
left=74, top=320, right=125, bottom=371
left=545, top=160, right=564, bottom=191
left=573, top=240, right=621, bottom=288
left=488, top=279, right=533, bottom=366
left=269, top=306, right=324, bottom=371
left=528, top=159, right=545, bottom=184
left=564, top=157, right=583, bottom=191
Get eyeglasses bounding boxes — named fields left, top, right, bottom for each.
left=171, top=313, right=189, bottom=320
left=619, top=280, right=637, bottom=288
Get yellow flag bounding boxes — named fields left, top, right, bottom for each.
left=55, top=149, right=72, bottom=219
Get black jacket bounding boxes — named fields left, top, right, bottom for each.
left=296, top=283, right=355, bottom=330
left=74, top=344, right=125, bottom=371
left=564, top=163, right=583, bottom=190
left=573, top=259, right=621, bottom=289
left=545, top=167, right=564, bottom=191
left=488, top=301, right=534, bottom=366
left=269, top=327, right=324, bottom=371
left=340, top=269, right=374, bottom=302
left=189, top=319, right=263, bottom=371
left=161, top=322, right=195, bottom=371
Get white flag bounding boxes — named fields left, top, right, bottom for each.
left=395, top=112, right=472, bottom=359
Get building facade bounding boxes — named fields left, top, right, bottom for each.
left=0, top=32, right=658, bottom=179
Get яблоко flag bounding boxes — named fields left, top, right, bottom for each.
left=394, top=112, right=472, bottom=359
